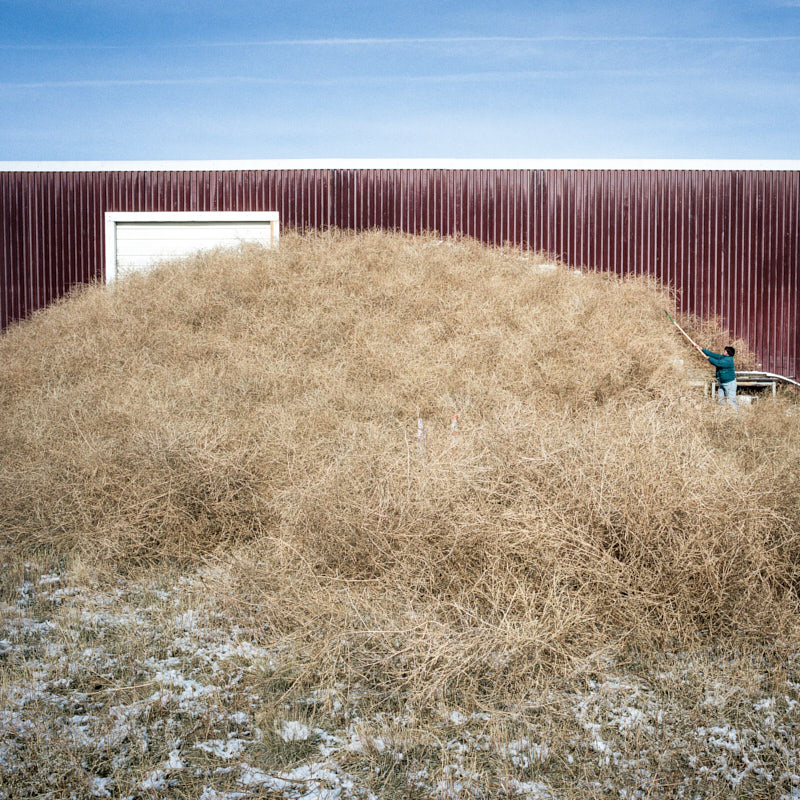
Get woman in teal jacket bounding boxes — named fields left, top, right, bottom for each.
left=695, top=344, right=738, bottom=409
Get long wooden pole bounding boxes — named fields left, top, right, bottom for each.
left=665, top=310, right=702, bottom=352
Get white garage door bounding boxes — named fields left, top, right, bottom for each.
left=104, top=211, right=279, bottom=282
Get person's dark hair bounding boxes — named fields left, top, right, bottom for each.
left=724, top=346, right=735, bottom=357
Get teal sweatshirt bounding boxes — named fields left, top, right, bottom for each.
left=702, top=349, right=736, bottom=384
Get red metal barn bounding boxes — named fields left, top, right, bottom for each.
left=1, top=159, right=799, bottom=378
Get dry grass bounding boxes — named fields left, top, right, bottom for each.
left=1, top=552, right=799, bottom=799
left=1, top=229, right=799, bottom=705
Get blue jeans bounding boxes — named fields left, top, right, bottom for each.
left=717, top=380, right=738, bottom=410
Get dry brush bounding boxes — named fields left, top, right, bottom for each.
left=1, top=229, right=798, bottom=700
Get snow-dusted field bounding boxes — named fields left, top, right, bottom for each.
left=1, top=555, right=799, bottom=799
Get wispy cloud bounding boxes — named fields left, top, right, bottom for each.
left=0, top=77, right=271, bottom=89
left=176, top=35, right=800, bottom=45
left=2, top=34, right=800, bottom=50
left=3, top=68, right=796, bottom=91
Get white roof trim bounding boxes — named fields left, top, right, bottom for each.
left=2, top=158, right=800, bottom=172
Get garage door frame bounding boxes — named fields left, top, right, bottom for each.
left=104, top=210, right=280, bottom=282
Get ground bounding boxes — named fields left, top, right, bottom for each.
left=2, top=552, right=798, bottom=800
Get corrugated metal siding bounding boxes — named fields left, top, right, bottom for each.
left=2, top=167, right=799, bottom=378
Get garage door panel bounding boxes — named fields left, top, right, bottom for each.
left=106, top=212, right=279, bottom=281
left=115, top=222, right=274, bottom=242
left=114, top=236, right=272, bottom=258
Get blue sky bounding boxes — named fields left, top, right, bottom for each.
left=1, top=0, right=799, bottom=160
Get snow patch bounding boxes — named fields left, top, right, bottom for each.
left=278, top=720, right=313, bottom=742
left=194, top=738, right=247, bottom=760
